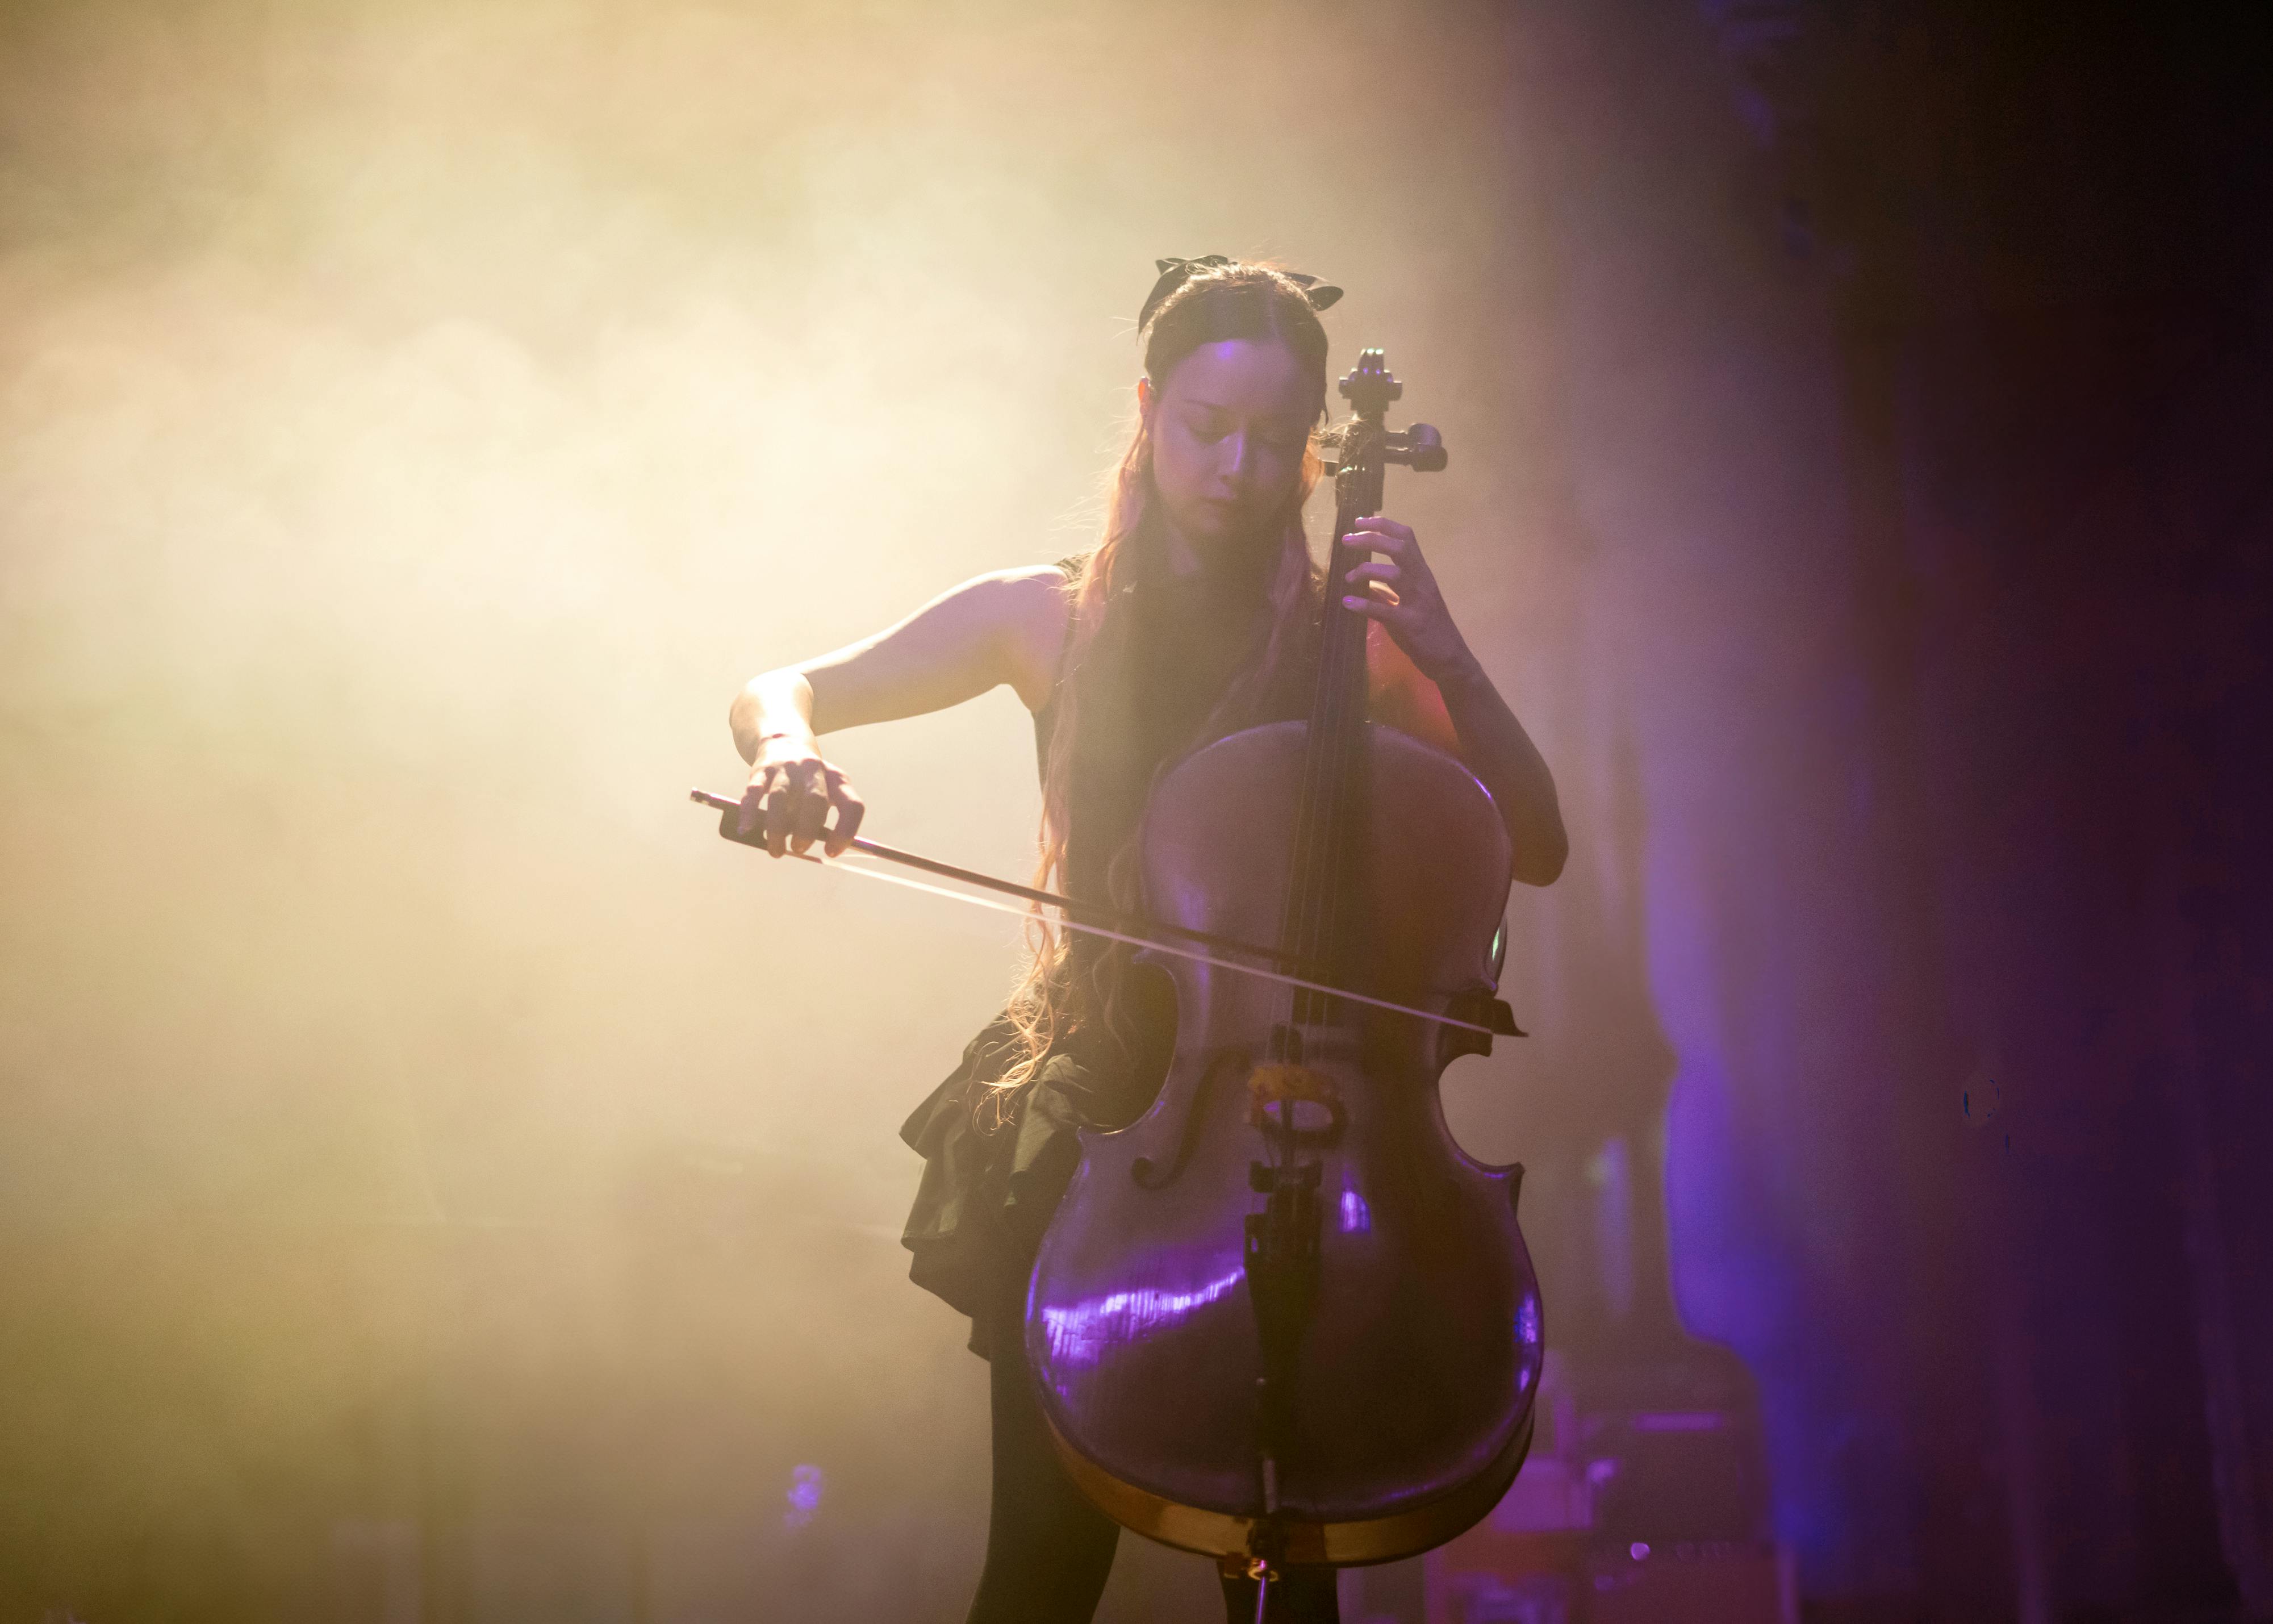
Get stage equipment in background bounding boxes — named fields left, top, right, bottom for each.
left=1407, top=1356, right=1791, bottom=1624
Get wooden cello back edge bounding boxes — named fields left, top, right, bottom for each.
left=1040, top=1400, right=1538, bottom=1566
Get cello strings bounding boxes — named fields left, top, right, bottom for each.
left=1302, top=537, right=1345, bottom=1025
left=776, top=848, right=1497, bottom=1036
left=1287, top=507, right=1361, bottom=1025
left=1287, top=443, right=1363, bottom=1021
left=1306, top=499, right=1371, bottom=1025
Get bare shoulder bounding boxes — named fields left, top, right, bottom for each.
left=976, top=563, right=1073, bottom=710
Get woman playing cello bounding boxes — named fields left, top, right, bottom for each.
left=728, top=258, right=1566, bottom=1624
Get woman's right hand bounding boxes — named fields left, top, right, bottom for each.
left=737, top=735, right=866, bottom=859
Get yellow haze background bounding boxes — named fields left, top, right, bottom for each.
left=0, top=1, right=1575, bottom=1615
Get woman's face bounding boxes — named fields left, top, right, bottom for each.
left=1143, top=337, right=1318, bottom=557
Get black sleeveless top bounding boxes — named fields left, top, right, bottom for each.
left=896, top=532, right=1293, bottom=1356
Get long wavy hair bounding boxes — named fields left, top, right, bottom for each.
left=991, top=261, right=1334, bottom=1101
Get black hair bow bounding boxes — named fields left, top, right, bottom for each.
left=1138, top=255, right=1345, bottom=330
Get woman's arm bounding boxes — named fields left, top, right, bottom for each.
left=1344, top=517, right=1569, bottom=888
left=729, top=565, right=1066, bottom=857
left=1428, top=654, right=1568, bottom=888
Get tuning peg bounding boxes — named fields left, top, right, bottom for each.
left=1385, top=423, right=1447, bottom=472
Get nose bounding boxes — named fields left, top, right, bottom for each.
left=1220, top=429, right=1255, bottom=486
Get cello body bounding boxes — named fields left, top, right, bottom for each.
left=1024, top=347, right=1544, bottom=1568
left=1023, top=718, right=1545, bottom=1565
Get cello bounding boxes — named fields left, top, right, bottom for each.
left=1021, top=348, right=1544, bottom=1595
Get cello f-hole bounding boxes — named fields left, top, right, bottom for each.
left=1131, top=1048, right=1247, bottom=1190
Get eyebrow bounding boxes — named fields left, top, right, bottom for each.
left=1180, top=398, right=1309, bottom=424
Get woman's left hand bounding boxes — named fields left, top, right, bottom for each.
left=1342, top=516, right=1474, bottom=683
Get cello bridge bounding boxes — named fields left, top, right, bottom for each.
left=1246, top=1062, right=1345, bottom=1143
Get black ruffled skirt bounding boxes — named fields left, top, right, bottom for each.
left=898, top=992, right=1172, bottom=1360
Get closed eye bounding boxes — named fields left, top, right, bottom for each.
left=1183, top=412, right=1310, bottom=452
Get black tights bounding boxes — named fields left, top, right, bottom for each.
left=963, top=1281, right=1339, bottom=1624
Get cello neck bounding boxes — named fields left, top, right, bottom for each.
left=1277, top=350, right=1399, bottom=1014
